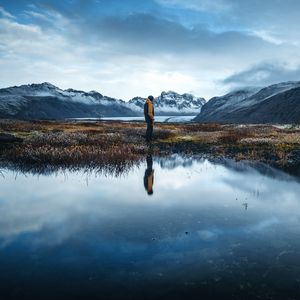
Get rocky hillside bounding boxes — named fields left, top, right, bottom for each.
left=128, top=91, right=206, bottom=116
left=195, top=81, right=300, bottom=123
left=0, top=83, right=137, bottom=120
left=0, top=83, right=205, bottom=120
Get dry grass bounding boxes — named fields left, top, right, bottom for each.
left=1, top=119, right=300, bottom=172
left=218, top=127, right=254, bottom=144
left=181, top=123, right=222, bottom=132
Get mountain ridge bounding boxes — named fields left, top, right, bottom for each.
left=128, top=90, right=206, bottom=116
left=0, top=83, right=206, bottom=119
left=194, top=81, right=300, bottom=123
left=2, top=81, right=300, bottom=123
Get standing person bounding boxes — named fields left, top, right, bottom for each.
left=144, top=95, right=155, bottom=142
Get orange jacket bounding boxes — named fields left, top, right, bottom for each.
left=144, top=98, right=154, bottom=121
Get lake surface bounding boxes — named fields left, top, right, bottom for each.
left=70, top=115, right=196, bottom=122
left=1, top=155, right=300, bottom=299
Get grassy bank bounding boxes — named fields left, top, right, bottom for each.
left=1, top=119, right=300, bottom=174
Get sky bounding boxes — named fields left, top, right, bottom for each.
left=1, top=0, right=300, bottom=100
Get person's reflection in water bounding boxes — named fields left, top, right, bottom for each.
left=144, top=155, right=154, bottom=195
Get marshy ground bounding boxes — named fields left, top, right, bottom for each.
left=0, top=119, right=300, bottom=175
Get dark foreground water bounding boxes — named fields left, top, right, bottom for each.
left=0, top=155, right=300, bottom=300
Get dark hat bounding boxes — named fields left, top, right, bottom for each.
left=147, top=189, right=154, bottom=195
left=148, top=95, right=154, bottom=101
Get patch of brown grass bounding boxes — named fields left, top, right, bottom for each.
left=218, top=128, right=255, bottom=144
left=181, top=123, right=222, bottom=132
left=154, top=129, right=176, bottom=140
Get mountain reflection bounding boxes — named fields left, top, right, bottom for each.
left=1, top=154, right=300, bottom=299
left=1, top=154, right=299, bottom=181
left=1, top=155, right=300, bottom=241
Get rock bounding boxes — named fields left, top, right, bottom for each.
left=287, top=150, right=300, bottom=165
left=195, top=81, right=300, bottom=123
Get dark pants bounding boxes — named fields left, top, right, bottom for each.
left=145, top=118, right=153, bottom=142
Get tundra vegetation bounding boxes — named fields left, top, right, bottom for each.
left=0, top=120, right=300, bottom=175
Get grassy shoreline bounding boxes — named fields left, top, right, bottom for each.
left=1, top=119, right=300, bottom=175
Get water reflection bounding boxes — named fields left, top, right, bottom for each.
left=1, top=155, right=300, bottom=299
left=144, top=155, right=154, bottom=195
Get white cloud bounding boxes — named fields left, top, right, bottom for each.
left=1, top=4, right=300, bottom=100
left=0, top=6, right=15, bottom=19
left=223, top=62, right=300, bottom=88
left=250, top=30, right=284, bottom=45
left=155, top=0, right=233, bottom=13
left=0, top=9, right=231, bottom=99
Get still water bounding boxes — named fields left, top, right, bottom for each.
left=0, top=155, right=300, bottom=299
left=70, top=115, right=196, bottom=123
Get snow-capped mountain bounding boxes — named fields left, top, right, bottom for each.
left=156, top=154, right=194, bottom=169
left=5, top=81, right=300, bottom=123
left=0, top=83, right=206, bottom=120
left=195, top=81, right=300, bottom=123
left=127, top=91, right=206, bottom=116
left=0, top=83, right=138, bottom=119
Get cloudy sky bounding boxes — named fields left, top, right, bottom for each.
left=1, top=0, right=300, bottom=100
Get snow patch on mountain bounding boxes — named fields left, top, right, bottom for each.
left=207, top=87, right=261, bottom=114
left=0, top=82, right=127, bottom=107
left=244, top=81, right=300, bottom=105
left=128, top=91, right=206, bottom=115
left=200, top=81, right=300, bottom=116
left=195, top=81, right=300, bottom=123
